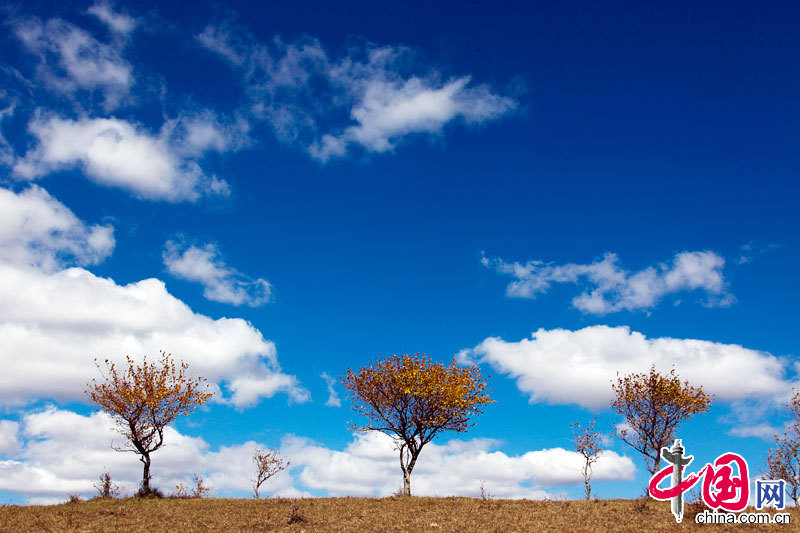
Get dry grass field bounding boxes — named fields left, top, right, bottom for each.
left=0, top=496, right=796, bottom=532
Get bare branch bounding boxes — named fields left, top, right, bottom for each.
left=252, top=447, right=289, bottom=499
left=571, top=416, right=603, bottom=500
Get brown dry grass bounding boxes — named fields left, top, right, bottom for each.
left=0, top=496, right=796, bottom=532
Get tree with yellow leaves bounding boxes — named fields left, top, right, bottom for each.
left=85, top=351, right=213, bottom=495
left=341, top=353, right=493, bottom=496
left=765, top=388, right=800, bottom=505
left=611, top=365, right=711, bottom=476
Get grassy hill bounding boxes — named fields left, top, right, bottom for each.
left=0, top=496, right=796, bottom=532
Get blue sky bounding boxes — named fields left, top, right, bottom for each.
left=0, top=0, right=798, bottom=504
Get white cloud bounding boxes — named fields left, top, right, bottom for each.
left=285, top=432, right=633, bottom=498
left=0, top=407, right=201, bottom=497
left=0, top=261, right=307, bottom=408
left=163, top=240, right=271, bottom=307
left=14, top=16, right=132, bottom=110
left=199, top=441, right=306, bottom=498
left=87, top=1, right=137, bottom=37
left=196, top=24, right=247, bottom=66
left=309, top=74, right=514, bottom=161
left=483, top=250, right=733, bottom=314
left=198, top=26, right=515, bottom=161
left=320, top=372, right=341, bottom=407
left=457, top=325, right=796, bottom=409
left=0, top=182, right=299, bottom=408
left=164, top=110, right=250, bottom=158
left=13, top=115, right=233, bottom=202
left=0, top=420, right=20, bottom=456
left=224, top=374, right=305, bottom=408
left=0, top=408, right=634, bottom=502
left=0, top=185, right=114, bottom=270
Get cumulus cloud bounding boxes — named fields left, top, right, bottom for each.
left=0, top=420, right=20, bottom=456
left=13, top=115, right=236, bottom=202
left=0, top=408, right=634, bottom=502
left=284, top=432, right=633, bottom=498
left=13, top=15, right=133, bottom=110
left=0, top=185, right=114, bottom=270
left=163, top=239, right=271, bottom=306
left=0, top=261, right=307, bottom=408
left=457, top=325, right=796, bottom=409
left=482, top=250, right=733, bottom=314
left=0, top=180, right=300, bottom=408
left=320, top=372, right=341, bottom=407
left=0, top=408, right=200, bottom=497
left=198, top=25, right=515, bottom=161
left=1, top=408, right=305, bottom=501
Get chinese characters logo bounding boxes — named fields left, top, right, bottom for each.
left=648, top=439, right=786, bottom=523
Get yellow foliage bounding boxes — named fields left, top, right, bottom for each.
left=85, top=351, right=213, bottom=456
left=611, top=365, right=711, bottom=475
left=341, top=353, right=494, bottom=444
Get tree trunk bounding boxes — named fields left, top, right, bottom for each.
left=399, top=443, right=419, bottom=497
left=140, top=453, right=151, bottom=494
left=583, top=460, right=592, bottom=500
left=401, top=449, right=418, bottom=496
